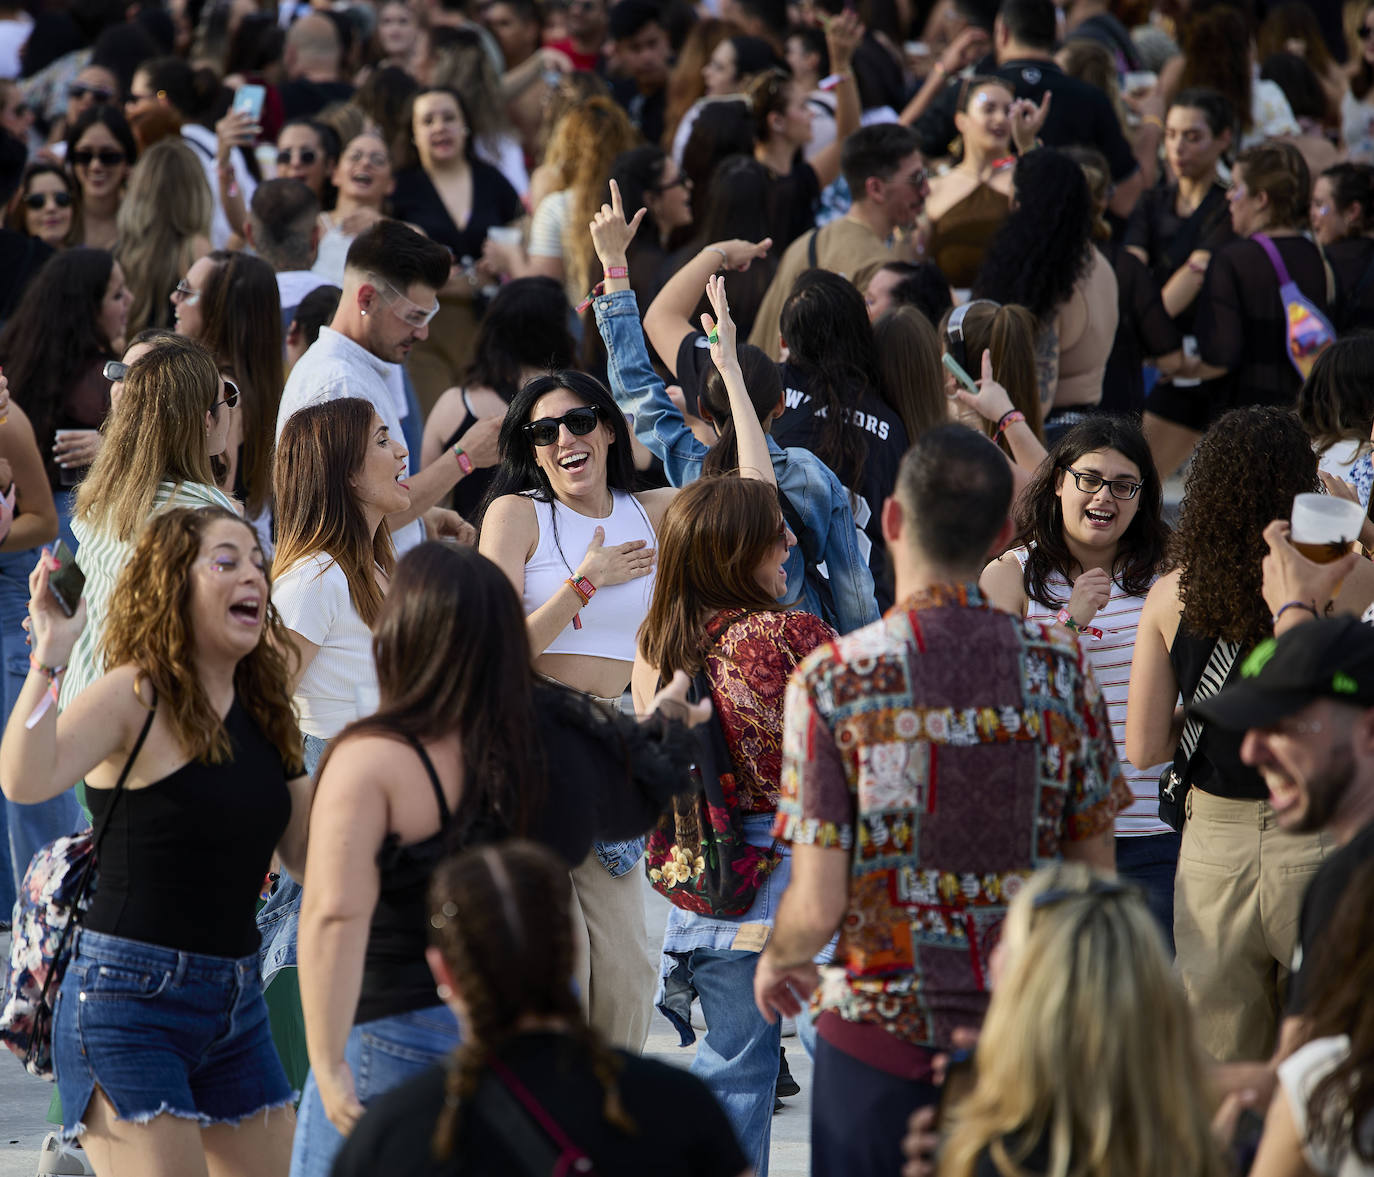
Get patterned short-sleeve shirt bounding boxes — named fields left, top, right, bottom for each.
left=774, top=583, right=1130, bottom=1050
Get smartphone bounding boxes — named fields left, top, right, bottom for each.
left=231, top=83, right=266, bottom=123
left=48, top=539, right=85, bottom=618
left=942, top=351, right=981, bottom=396
left=1230, top=1107, right=1265, bottom=1176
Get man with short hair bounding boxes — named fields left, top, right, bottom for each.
left=246, top=178, right=329, bottom=329
left=545, top=0, right=607, bottom=71
left=755, top=424, right=1129, bottom=1177
left=280, top=12, right=354, bottom=118
left=607, top=0, right=670, bottom=144
left=744, top=123, right=928, bottom=359
left=277, top=219, right=488, bottom=552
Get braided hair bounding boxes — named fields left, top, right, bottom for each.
left=427, top=840, right=636, bottom=1161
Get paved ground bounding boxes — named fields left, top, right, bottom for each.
left=0, top=878, right=813, bottom=1176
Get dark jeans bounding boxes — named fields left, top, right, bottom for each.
left=1116, top=831, right=1182, bottom=955
left=812, top=1033, right=939, bottom=1177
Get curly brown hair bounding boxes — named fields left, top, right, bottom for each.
left=1171, top=407, right=1319, bottom=649
left=100, top=506, right=303, bottom=774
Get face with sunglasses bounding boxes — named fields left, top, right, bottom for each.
left=275, top=124, right=332, bottom=197
left=66, top=66, right=118, bottom=120
left=70, top=125, right=129, bottom=200
left=22, top=173, right=74, bottom=247
left=1054, top=448, right=1144, bottom=553
left=524, top=390, right=616, bottom=499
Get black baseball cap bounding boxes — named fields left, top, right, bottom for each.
left=1194, top=616, right=1374, bottom=731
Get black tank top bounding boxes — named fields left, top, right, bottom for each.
left=441, top=388, right=498, bottom=521
left=1169, top=625, right=1267, bottom=801
left=85, top=700, right=292, bottom=958
left=355, top=736, right=457, bottom=1024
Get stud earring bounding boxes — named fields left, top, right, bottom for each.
left=436, top=983, right=452, bottom=1000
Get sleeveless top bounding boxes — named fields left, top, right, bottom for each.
left=440, top=388, right=498, bottom=521
left=85, top=699, right=292, bottom=959
left=356, top=736, right=459, bottom=1024
left=928, top=181, right=1011, bottom=289
left=1011, top=546, right=1167, bottom=836
left=522, top=490, right=656, bottom=662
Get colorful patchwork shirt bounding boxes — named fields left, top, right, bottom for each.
left=774, top=582, right=1130, bottom=1050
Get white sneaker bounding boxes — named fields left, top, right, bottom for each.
left=780, top=1015, right=797, bottom=1037
left=35, top=1133, right=94, bottom=1177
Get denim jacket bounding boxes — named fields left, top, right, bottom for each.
left=594, top=290, right=879, bottom=634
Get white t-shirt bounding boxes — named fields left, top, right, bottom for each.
left=1279, top=1035, right=1374, bottom=1177
left=272, top=552, right=379, bottom=740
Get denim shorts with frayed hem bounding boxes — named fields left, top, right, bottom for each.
left=53, top=929, right=294, bottom=1139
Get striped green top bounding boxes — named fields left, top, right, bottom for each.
left=59, top=480, right=239, bottom=712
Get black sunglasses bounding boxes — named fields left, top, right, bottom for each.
left=71, top=148, right=126, bottom=168
left=68, top=83, right=114, bottom=103
left=24, top=190, right=72, bottom=210
left=277, top=147, right=318, bottom=166
left=211, top=378, right=241, bottom=412
left=523, top=405, right=600, bottom=447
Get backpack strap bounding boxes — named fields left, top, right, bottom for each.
left=807, top=228, right=820, bottom=269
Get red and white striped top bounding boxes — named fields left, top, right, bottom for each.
left=1013, top=547, right=1170, bottom=837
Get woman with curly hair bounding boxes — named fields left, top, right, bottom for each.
left=1126, top=407, right=1374, bottom=1064
left=0, top=504, right=309, bottom=1176
left=972, top=147, right=1118, bottom=442
left=939, top=863, right=1228, bottom=1177
left=981, top=418, right=1177, bottom=943
left=331, top=840, right=748, bottom=1177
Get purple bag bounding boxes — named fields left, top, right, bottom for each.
left=1253, top=232, right=1336, bottom=379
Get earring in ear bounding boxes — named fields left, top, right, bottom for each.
left=436, top=983, right=453, bottom=1000
left=361, top=308, right=367, bottom=316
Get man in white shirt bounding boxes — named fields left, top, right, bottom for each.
left=246, top=177, right=330, bottom=328
left=278, top=219, right=495, bottom=552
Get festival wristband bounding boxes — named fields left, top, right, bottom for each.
left=451, top=443, right=473, bottom=475
left=1055, top=608, right=1103, bottom=640
left=994, top=409, right=1025, bottom=437
left=24, top=653, right=66, bottom=730
left=1272, top=600, right=1319, bottom=626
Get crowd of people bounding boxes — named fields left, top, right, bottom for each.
left=0, top=0, right=1372, bottom=1174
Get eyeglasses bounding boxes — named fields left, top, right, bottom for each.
left=652, top=172, right=691, bottom=193
left=172, top=278, right=202, bottom=306
left=211, top=378, right=240, bottom=412
left=1061, top=466, right=1143, bottom=501
left=24, top=190, right=72, bottom=210
left=523, top=405, right=600, bottom=446
left=102, top=360, right=128, bottom=382
left=68, top=83, right=114, bottom=103
left=376, top=279, right=439, bottom=327
left=344, top=148, right=389, bottom=168
left=71, top=148, right=126, bottom=168
left=895, top=167, right=928, bottom=189
left=277, top=147, right=319, bottom=166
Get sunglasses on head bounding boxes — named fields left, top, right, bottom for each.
left=278, top=147, right=319, bottom=166
left=102, top=360, right=127, bottom=382
left=24, top=190, right=72, bottom=210
left=523, top=405, right=600, bottom=447
left=71, top=148, right=126, bottom=168
left=68, top=83, right=114, bottom=103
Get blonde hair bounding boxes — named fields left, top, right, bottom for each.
left=75, top=334, right=221, bottom=542
left=940, top=864, right=1226, bottom=1177
left=115, top=138, right=213, bottom=336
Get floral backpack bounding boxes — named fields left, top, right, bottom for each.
left=644, top=613, right=781, bottom=917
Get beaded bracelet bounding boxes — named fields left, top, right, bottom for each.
left=995, top=409, right=1026, bottom=437
left=1272, top=600, right=1319, bottom=626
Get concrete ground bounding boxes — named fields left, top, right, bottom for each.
left=0, top=878, right=813, bottom=1176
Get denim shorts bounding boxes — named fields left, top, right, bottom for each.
left=54, top=929, right=294, bottom=1138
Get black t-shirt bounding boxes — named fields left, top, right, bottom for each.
left=770, top=153, right=821, bottom=252
left=1194, top=234, right=1331, bottom=413
left=331, top=1034, right=749, bottom=1177
left=0, top=229, right=52, bottom=324
left=1286, top=818, right=1374, bottom=1015
left=390, top=161, right=523, bottom=266
left=610, top=78, right=666, bottom=146
left=1122, top=182, right=1235, bottom=335
left=1100, top=240, right=1182, bottom=417
left=280, top=78, right=356, bottom=120
left=1324, top=236, right=1374, bottom=335
left=676, top=331, right=908, bottom=609
left=913, top=58, right=1137, bottom=183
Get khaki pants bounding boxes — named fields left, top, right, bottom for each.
left=1174, top=788, right=1327, bottom=1062
left=569, top=852, right=655, bottom=1054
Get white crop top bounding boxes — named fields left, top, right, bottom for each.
left=522, top=491, right=657, bottom=662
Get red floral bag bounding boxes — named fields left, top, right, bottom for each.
left=644, top=619, right=781, bottom=917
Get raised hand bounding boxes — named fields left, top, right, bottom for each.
left=27, top=548, right=86, bottom=666
left=700, top=273, right=738, bottom=373
left=711, top=237, right=773, bottom=272
left=821, top=7, right=863, bottom=70
left=576, top=525, right=656, bottom=587
left=1009, top=90, right=1051, bottom=154
left=590, top=178, right=647, bottom=270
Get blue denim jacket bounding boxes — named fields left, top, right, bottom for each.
left=593, top=290, right=879, bottom=634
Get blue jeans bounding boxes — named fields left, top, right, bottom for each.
left=1116, top=831, right=1182, bottom=955
left=257, top=735, right=327, bottom=982
left=290, top=1004, right=460, bottom=1177
left=684, top=947, right=781, bottom=1177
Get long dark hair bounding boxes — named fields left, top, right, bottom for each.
left=700, top=343, right=782, bottom=476
left=684, top=154, right=779, bottom=337
left=466, top=277, right=575, bottom=400
left=1296, top=335, right=1374, bottom=452
left=0, top=247, right=115, bottom=460
left=973, top=148, right=1094, bottom=325
left=1015, top=417, right=1168, bottom=609
left=318, top=544, right=544, bottom=841
left=779, top=268, right=880, bottom=493
left=428, top=840, right=632, bottom=1160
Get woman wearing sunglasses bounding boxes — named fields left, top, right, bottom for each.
left=63, top=105, right=136, bottom=251
left=980, top=418, right=1178, bottom=945
left=477, top=315, right=677, bottom=1055
left=5, top=162, right=77, bottom=250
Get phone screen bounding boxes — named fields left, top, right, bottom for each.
left=48, top=539, right=86, bottom=618
left=231, top=84, right=265, bottom=123
left=942, top=351, right=980, bottom=395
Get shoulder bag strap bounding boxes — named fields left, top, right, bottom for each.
left=1176, top=639, right=1240, bottom=765
left=807, top=227, right=820, bottom=269
left=1252, top=232, right=1293, bottom=285
left=479, top=1055, right=599, bottom=1176
left=78, top=692, right=158, bottom=896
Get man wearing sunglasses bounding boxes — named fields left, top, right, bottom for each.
left=277, top=219, right=484, bottom=554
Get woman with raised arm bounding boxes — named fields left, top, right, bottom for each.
left=591, top=179, right=876, bottom=634
left=1, top=506, right=311, bottom=1177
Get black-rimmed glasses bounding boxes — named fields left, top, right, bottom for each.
left=1060, top=466, right=1143, bottom=501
